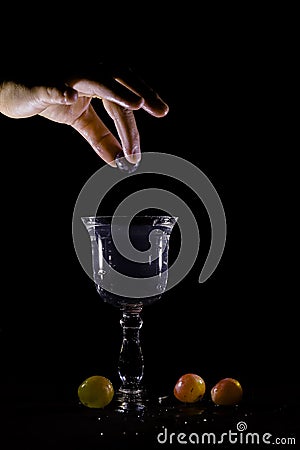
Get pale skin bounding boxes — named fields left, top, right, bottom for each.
left=0, top=64, right=169, bottom=167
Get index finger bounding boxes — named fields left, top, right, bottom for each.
left=68, top=77, right=144, bottom=111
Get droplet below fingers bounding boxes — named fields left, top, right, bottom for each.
left=115, top=151, right=140, bottom=173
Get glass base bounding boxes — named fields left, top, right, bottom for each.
left=113, top=388, right=150, bottom=413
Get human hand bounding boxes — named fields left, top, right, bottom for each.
left=0, top=63, right=169, bottom=167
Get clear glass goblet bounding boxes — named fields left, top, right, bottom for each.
left=81, top=215, right=177, bottom=412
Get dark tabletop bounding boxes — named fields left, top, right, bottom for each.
left=0, top=382, right=298, bottom=450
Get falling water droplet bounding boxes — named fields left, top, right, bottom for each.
left=115, top=151, right=139, bottom=174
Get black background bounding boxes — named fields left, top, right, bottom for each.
left=0, top=5, right=298, bottom=448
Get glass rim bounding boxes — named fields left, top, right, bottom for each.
left=81, top=215, right=178, bottom=225
left=81, top=215, right=178, bottom=218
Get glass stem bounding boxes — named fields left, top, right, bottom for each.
left=118, top=305, right=144, bottom=394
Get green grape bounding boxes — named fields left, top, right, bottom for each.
left=78, top=375, right=114, bottom=408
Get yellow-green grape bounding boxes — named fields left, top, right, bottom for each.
left=78, top=375, right=114, bottom=408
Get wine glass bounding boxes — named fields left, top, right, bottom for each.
left=81, top=215, right=177, bottom=412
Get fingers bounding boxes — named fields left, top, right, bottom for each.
left=113, top=66, right=169, bottom=118
left=103, top=99, right=141, bottom=164
left=63, top=68, right=168, bottom=166
left=67, top=64, right=169, bottom=118
left=70, top=103, right=121, bottom=167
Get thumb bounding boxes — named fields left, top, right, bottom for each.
left=40, top=85, right=78, bottom=105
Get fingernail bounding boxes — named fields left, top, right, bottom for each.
left=126, top=152, right=141, bottom=165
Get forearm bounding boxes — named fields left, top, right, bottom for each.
left=0, top=81, right=10, bottom=117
